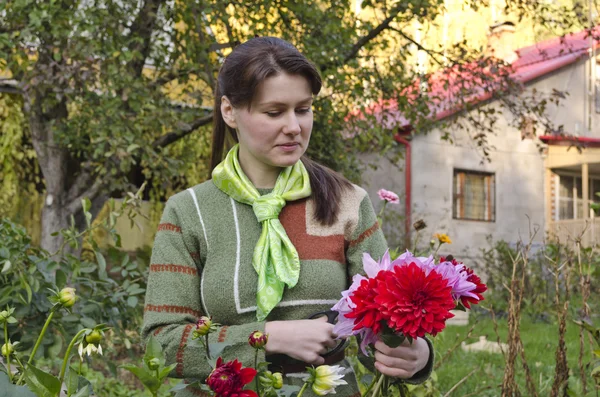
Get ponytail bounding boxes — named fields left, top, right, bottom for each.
left=302, top=156, right=353, bottom=226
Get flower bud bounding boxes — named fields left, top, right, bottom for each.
left=2, top=342, right=14, bottom=356
left=147, top=357, right=160, bottom=370
left=85, top=330, right=102, bottom=345
left=194, top=316, right=213, bottom=337
left=58, top=287, right=77, bottom=308
left=248, top=330, right=268, bottom=349
left=0, top=310, right=9, bottom=321
left=271, top=372, right=283, bottom=389
left=413, top=219, right=427, bottom=231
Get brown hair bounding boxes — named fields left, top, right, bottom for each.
left=210, top=37, right=352, bottom=225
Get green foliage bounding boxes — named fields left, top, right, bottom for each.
left=0, top=217, right=147, bottom=359
left=121, top=336, right=177, bottom=397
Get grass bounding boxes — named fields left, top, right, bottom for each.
left=432, top=312, right=597, bottom=396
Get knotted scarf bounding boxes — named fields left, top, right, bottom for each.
left=212, top=144, right=311, bottom=320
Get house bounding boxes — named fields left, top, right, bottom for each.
left=359, top=23, right=600, bottom=264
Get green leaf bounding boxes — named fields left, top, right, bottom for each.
left=1, top=260, right=11, bottom=273
left=55, top=269, right=67, bottom=289
left=159, top=363, right=177, bottom=380
left=144, top=335, right=165, bottom=367
left=593, top=349, right=600, bottom=358
left=208, top=341, right=235, bottom=359
left=127, top=144, right=140, bottom=153
left=82, top=198, right=91, bottom=213
left=24, top=364, right=61, bottom=397
left=95, top=252, right=107, bottom=280
left=126, top=295, right=138, bottom=307
left=0, top=372, right=37, bottom=397
left=80, top=317, right=97, bottom=328
left=276, top=384, right=301, bottom=397
left=120, top=364, right=160, bottom=392
left=380, top=333, right=405, bottom=348
left=65, top=366, right=79, bottom=396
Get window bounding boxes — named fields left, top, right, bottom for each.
left=453, top=170, right=496, bottom=222
left=556, top=174, right=600, bottom=220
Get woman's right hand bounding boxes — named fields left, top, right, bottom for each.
left=264, top=317, right=338, bottom=365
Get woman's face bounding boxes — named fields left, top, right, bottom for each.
left=221, top=72, right=314, bottom=179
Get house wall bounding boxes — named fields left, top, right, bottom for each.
left=358, top=59, right=600, bottom=266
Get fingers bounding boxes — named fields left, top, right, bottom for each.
left=374, top=360, right=417, bottom=379
left=373, top=340, right=418, bottom=361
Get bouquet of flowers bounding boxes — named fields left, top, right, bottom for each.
left=331, top=249, right=486, bottom=397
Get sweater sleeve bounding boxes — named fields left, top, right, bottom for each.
left=141, top=196, right=266, bottom=382
left=346, top=191, right=434, bottom=385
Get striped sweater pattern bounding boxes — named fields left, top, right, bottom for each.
left=141, top=181, right=432, bottom=397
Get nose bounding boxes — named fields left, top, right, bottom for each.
left=283, top=113, right=301, bottom=135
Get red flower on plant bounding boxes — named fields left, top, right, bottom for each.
left=440, top=256, right=487, bottom=309
left=345, top=277, right=387, bottom=335
left=375, top=262, right=456, bottom=339
left=206, top=357, right=258, bottom=397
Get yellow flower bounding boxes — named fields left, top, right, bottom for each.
left=434, top=233, right=452, bottom=245
left=305, top=365, right=347, bottom=396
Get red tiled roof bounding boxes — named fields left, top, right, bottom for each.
left=363, top=26, right=600, bottom=130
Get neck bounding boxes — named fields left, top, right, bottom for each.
left=238, top=151, right=281, bottom=189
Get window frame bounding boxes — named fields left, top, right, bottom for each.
left=452, top=169, right=496, bottom=222
left=554, top=173, right=600, bottom=220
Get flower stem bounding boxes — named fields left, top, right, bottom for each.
left=204, top=334, right=211, bottom=360
left=4, top=324, right=12, bottom=383
left=371, top=373, right=386, bottom=397
left=254, top=349, right=260, bottom=395
left=433, top=242, right=442, bottom=257
left=296, top=382, right=308, bottom=397
left=362, top=373, right=379, bottom=396
left=59, top=329, right=88, bottom=384
left=17, top=307, right=56, bottom=385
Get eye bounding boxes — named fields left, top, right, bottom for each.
left=265, top=111, right=282, bottom=117
left=296, top=108, right=311, bottom=114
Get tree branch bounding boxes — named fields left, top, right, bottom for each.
left=328, top=3, right=407, bottom=70
left=387, top=26, right=447, bottom=67
left=65, top=179, right=104, bottom=215
left=151, top=113, right=213, bottom=149
left=66, top=168, right=96, bottom=203
left=127, top=0, right=165, bottom=77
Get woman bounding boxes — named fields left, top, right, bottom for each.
left=142, top=37, right=433, bottom=397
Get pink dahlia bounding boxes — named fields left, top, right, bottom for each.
left=377, top=189, right=400, bottom=204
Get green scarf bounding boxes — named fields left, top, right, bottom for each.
left=212, top=144, right=312, bottom=320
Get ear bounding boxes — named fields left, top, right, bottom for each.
left=220, top=96, right=237, bottom=129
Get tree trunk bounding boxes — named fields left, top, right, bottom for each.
left=25, top=91, right=71, bottom=253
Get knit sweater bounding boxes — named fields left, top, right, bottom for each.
left=142, top=180, right=433, bottom=397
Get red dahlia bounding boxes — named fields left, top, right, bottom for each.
left=206, top=357, right=258, bottom=397
left=346, top=277, right=386, bottom=335
left=375, top=262, right=455, bottom=339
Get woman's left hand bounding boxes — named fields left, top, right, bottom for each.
left=373, top=337, right=430, bottom=379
